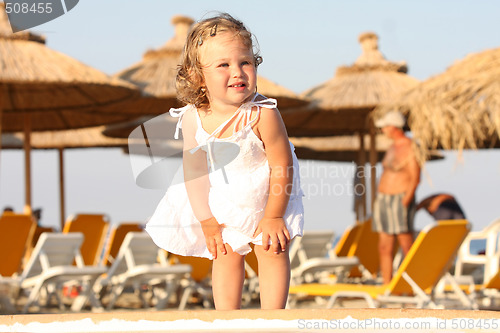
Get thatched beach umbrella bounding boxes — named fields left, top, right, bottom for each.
left=283, top=32, right=418, bottom=137
left=116, top=14, right=305, bottom=107
left=2, top=127, right=128, bottom=228
left=373, top=47, right=500, bottom=162
left=104, top=14, right=308, bottom=191
left=102, top=74, right=306, bottom=140
left=290, top=135, right=391, bottom=163
left=109, top=15, right=306, bottom=139
left=112, top=15, right=192, bottom=112
left=0, top=3, right=141, bottom=212
left=284, top=32, right=419, bottom=219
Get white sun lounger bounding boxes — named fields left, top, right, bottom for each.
left=18, top=232, right=106, bottom=313
left=94, top=232, right=192, bottom=310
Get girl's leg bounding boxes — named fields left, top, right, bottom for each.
left=254, top=244, right=290, bottom=309
left=211, top=244, right=245, bottom=310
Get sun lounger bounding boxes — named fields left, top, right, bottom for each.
left=94, top=232, right=192, bottom=310
left=101, top=222, right=143, bottom=266
left=347, top=219, right=399, bottom=280
left=479, top=269, right=500, bottom=307
left=170, top=254, right=213, bottom=309
left=454, top=217, right=500, bottom=284
left=0, top=213, right=36, bottom=277
left=333, top=222, right=363, bottom=257
left=289, top=230, right=360, bottom=284
left=441, top=241, right=500, bottom=309
left=63, top=214, right=110, bottom=266
left=0, top=276, right=18, bottom=314
left=332, top=219, right=399, bottom=281
left=23, top=226, right=55, bottom=268
left=17, top=232, right=106, bottom=313
left=289, top=220, right=470, bottom=309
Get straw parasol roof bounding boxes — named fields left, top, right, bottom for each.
left=290, top=135, right=444, bottom=162
left=2, top=127, right=128, bottom=149
left=282, top=32, right=419, bottom=137
left=290, top=135, right=390, bottom=162
left=281, top=32, right=419, bottom=221
left=373, top=47, right=500, bottom=161
left=0, top=3, right=141, bottom=212
left=102, top=114, right=177, bottom=139
left=112, top=15, right=192, bottom=109
left=0, top=4, right=140, bottom=132
left=110, top=14, right=306, bottom=122
left=256, top=76, right=307, bottom=109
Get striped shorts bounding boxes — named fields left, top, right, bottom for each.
left=373, top=193, right=416, bottom=234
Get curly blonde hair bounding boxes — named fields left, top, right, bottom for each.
left=176, top=13, right=262, bottom=109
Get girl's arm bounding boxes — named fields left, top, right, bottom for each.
left=253, top=107, right=293, bottom=253
left=182, top=110, right=226, bottom=258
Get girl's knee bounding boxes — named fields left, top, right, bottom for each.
left=213, top=244, right=244, bottom=265
left=254, top=244, right=289, bottom=261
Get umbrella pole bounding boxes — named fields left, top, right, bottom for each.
left=358, top=132, right=367, bottom=221
left=369, top=121, right=377, bottom=214
left=23, top=114, right=32, bottom=215
left=58, top=147, right=66, bottom=230
left=0, top=101, right=3, bottom=182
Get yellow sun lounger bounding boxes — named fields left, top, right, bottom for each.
left=289, top=220, right=470, bottom=309
left=333, top=222, right=363, bottom=257
left=101, top=222, right=143, bottom=266
left=0, top=213, right=36, bottom=277
left=63, top=214, right=110, bottom=266
left=332, top=219, right=393, bottom=281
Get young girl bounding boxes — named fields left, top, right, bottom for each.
left=146, top=13, right=304, bottom=310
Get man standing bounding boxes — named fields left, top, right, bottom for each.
left=373, top=111, right=421, bottom=284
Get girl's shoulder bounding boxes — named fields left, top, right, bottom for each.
left=178, top=104, right=200, bottom=124
left=250, top=94, right=279, bottom=119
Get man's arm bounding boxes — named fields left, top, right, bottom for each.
left=402, top=144, right=421, bottom=207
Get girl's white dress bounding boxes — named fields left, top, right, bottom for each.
left=145, top=94, right=304, bottom=258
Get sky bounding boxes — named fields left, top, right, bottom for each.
left=1, top=0, right=500, bottom=235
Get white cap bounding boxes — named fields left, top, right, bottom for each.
left=374, top=111, right=405, bottom=128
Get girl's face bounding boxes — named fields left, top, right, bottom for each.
left=199, top=31, right=257, bottom=111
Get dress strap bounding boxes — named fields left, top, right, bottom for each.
left=171, top=95, right=278, bottom=182
left=242, top=94, right=278, bottom=128
left=206, top=93, right=278, bottom=141
left=169, top=104, right=193, bottom=139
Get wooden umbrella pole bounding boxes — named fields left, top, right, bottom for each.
left=23, top=113, right=32, bottom=215
left=58, top=147, right=65, bottom=230
left=358, top=132, right=367, bottom=221
left=0, top=95, right=3, bottom=179
left=369, top=121, right=377, bottom=213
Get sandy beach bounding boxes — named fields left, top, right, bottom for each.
left=1, top=285, right=500, bottom=332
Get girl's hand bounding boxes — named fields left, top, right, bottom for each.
left=253, top=217, right=291, bottom=254
left=200, top=217, right=226, bottom=259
